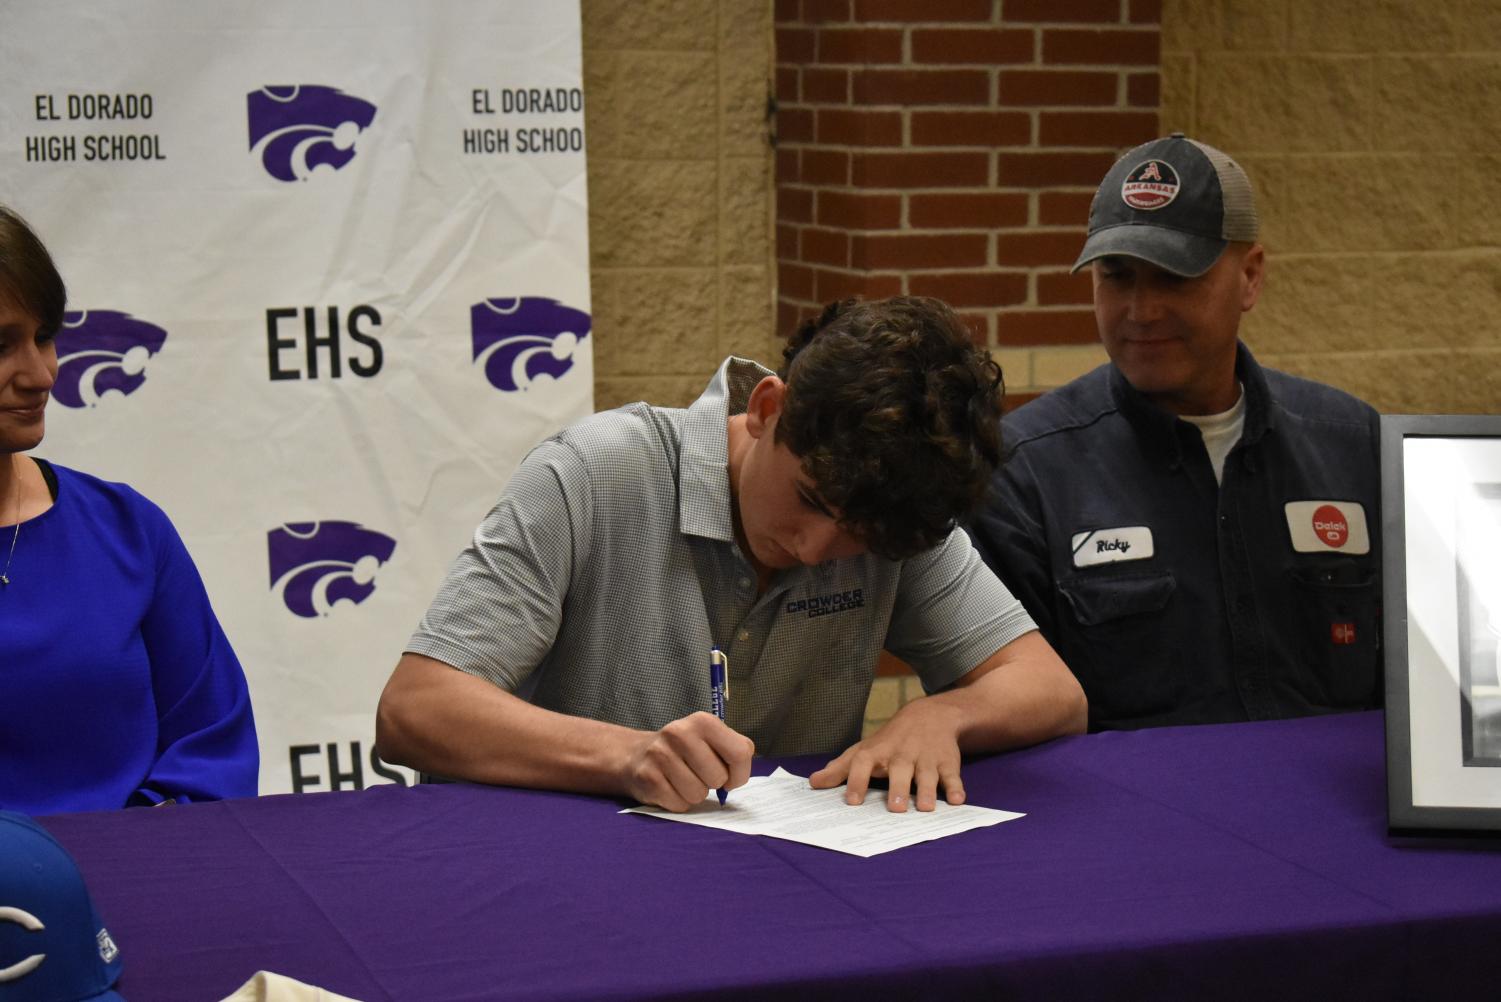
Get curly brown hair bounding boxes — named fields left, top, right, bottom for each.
left=0, top=205, right=67, bottom=336
left=774, top=296, right=1004, bottom=561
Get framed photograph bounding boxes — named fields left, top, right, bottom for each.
left=1383, top=414, right=1501, bottom=836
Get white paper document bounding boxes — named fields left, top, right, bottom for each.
left=620, top=768, right=1024, bottom=857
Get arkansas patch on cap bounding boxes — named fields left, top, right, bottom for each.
left=1284, top=501, right=1370, bottom=555
left=1121, top=159, right=1180, bottom=210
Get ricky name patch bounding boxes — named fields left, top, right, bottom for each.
left=1284, top=500, right=1370, bottom=555
left=1071, top=526, right=1154, bottom=567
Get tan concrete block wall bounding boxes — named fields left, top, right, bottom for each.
left=1163, top=0, right=1501, bottom=414
left=583, top=0, right=780, bottom=411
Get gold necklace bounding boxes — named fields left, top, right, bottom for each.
left=1, top=459, right=19, bottom=587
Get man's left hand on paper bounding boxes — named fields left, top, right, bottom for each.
left=809, top=697, right=966, bottom=813
left=809, top=631, right=1087, bottom=813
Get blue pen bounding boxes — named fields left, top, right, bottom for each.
left=710, top=646, right=729, bottom=805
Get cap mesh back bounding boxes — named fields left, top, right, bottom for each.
left=1191, top=140, right=1258, bottom=241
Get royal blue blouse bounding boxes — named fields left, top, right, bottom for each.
left=0, top=460, right=257, bottom=813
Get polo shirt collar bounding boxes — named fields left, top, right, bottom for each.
left=1107, top=340, right=1274, bottom=469
left=679, top=356, right=774, bottom=542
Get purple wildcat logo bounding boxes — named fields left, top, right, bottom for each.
left=52, top=310, right=168, bottom=409
left=268, top=521, right=396, bottom=618
left=247, top=85, right=377, bottom=182
left=470, top=297, right=592, bottom=392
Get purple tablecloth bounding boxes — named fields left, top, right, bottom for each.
left=39, top=711, right=1501, bottom=1001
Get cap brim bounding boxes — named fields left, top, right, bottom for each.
left=1071, top=224, right=1227, bottom=277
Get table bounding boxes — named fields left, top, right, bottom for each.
left=40, top=711, right=1501, bottom=1001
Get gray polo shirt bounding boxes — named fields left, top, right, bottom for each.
left=407, top=357, right=1036, bottom=756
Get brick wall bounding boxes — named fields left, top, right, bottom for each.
left=1162, top=0, right=1501, bottom=413
left=775, top=0, right=1163, bottom=408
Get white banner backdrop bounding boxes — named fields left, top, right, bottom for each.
left=0, top=1, right=593, bottom=793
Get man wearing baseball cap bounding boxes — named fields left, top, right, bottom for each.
left=969, top=134, right=1382, bottom=731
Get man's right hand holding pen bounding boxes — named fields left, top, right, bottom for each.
left=616, top=646, right=748, bottom=812
left=620, top=712, right=754, bottom=813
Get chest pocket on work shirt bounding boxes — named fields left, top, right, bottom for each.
left=1056, top=570, right=1179, bottom=721
left=1287, top=564, right=1379, bottom=707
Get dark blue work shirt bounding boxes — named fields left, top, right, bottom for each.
left=970, top=343, right=1381, bottom=731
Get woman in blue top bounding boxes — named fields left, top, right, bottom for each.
left=0, top=204, right=258, bottom=813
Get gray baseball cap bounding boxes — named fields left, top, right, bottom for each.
left=1072, top=133, right=1258, bottom=278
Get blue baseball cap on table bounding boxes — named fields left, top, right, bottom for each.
left=0, top=811, right=124, bottom=1001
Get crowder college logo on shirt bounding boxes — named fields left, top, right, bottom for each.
left=1121, top=160, right=1180, bottom=210
left=247, top=85, right=377, bottom=182
left=1284, top=501, right=1370, bottom=555
left=786, top=589, right=865, bottom=618
left=52, top=310, right=168, bottom=409
left=470, top=297, right=592, bottom=392
left=267, top=521, right=397, bottom=618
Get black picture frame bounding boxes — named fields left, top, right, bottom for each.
left=1383, top=414, right=1501, bottom=837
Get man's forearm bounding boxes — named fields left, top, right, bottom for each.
left=375, top=653, right=642, bottom=797
left=937, top=631, right=1088, bottom=752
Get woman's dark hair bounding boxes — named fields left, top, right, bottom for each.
left=0, top=205, right=67, bottom=336
left=775, top=296, right=1005, bottom=561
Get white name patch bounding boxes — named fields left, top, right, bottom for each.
left=1284, top=500, right=1370, bottom=555
left=1071, top=526, right=1154, bottom=567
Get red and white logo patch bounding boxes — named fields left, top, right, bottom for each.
left=1121, top=159, right=1180, bottom=211
left=1284, top=500, right=1370, bottom=555
left=1311, top=504, right=1349, bottom=548
left=1331, top=622, right=1356, bottom=645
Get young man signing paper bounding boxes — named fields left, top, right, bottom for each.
left=377, top=298, right=1086, bottom=812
